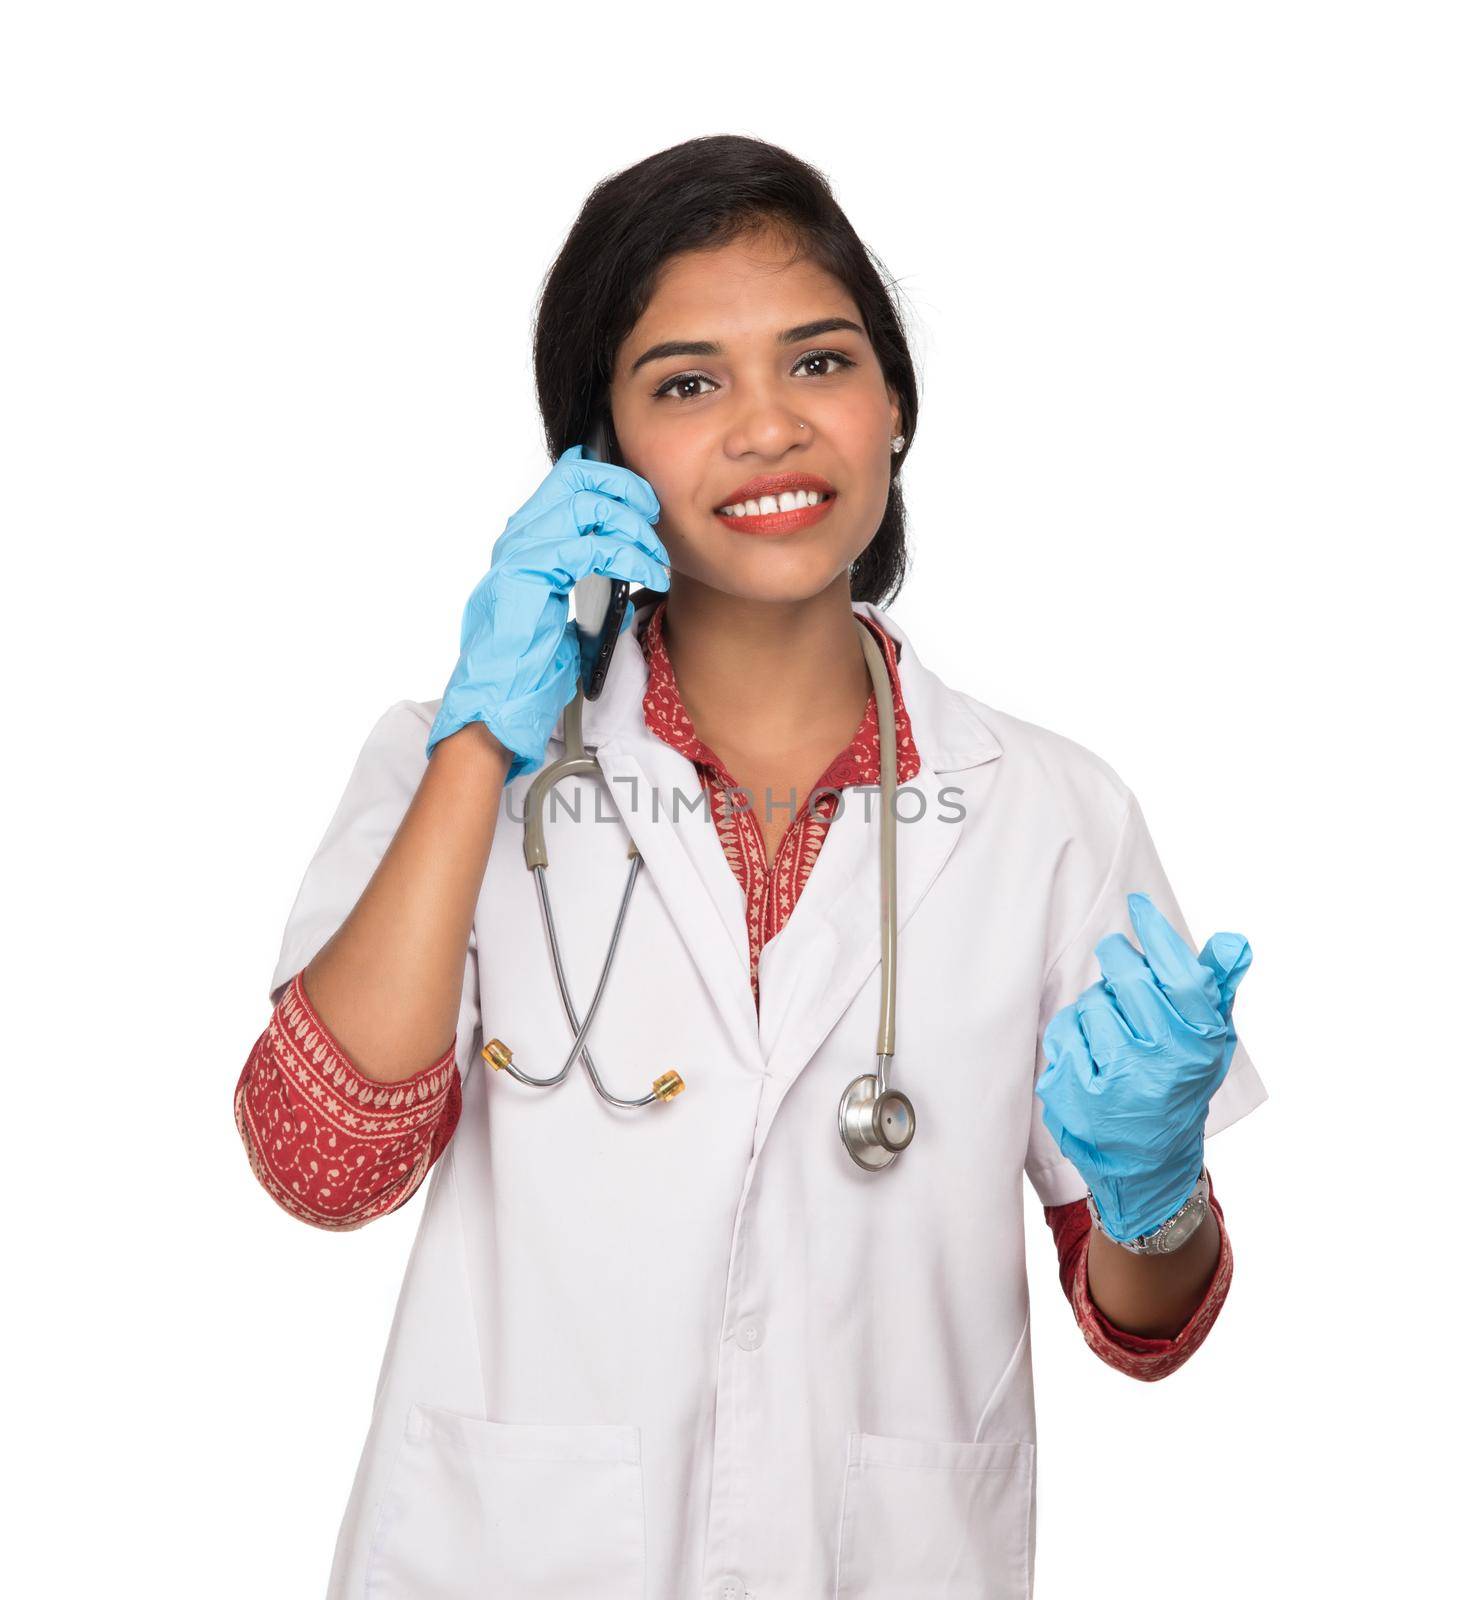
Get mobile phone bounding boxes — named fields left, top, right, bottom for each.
left=573, top=417, right=631, bottom=701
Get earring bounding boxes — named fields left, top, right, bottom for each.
left=891, top=435, right=906, bottom=453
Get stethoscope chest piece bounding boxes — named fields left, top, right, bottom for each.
left=838, top=1071, right=917, bottom=1171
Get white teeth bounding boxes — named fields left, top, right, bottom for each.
left=716, top=489, right=829, bottom=516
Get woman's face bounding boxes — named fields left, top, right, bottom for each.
left=608, top=228, right=902, bottom=604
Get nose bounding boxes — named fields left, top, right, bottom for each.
left=723, top=408, right=811, bottom=459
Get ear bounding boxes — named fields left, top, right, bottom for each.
left=886, top=384, right=903, bottom=441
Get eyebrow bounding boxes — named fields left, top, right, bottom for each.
left=628, top=317, right=868, bottom=376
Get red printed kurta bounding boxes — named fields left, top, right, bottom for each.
left=235, top=598, right=1233, bottom=1379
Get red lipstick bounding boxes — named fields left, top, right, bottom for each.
left=712, top=472, right=837, bottom=537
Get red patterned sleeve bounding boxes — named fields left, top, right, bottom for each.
left=234, top=970, right=463, bottom=1231
left=1044, top=1186, right=1233, bottom=1382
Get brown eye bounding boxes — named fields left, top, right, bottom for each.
left=793, top=350, right=856, bottom=379
left=652, top=373, right=716, bottom=402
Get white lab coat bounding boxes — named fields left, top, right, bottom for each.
left=265, top=600, right=1266, bottom=1599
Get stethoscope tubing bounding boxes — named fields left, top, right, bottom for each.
left=495, top=614, right=912, bottom=1165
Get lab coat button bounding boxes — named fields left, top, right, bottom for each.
left=735, top=1317, right=764, bottom=1350
left=712, top=1576, right=747, bottom=1600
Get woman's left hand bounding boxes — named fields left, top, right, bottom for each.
left=1035, top=892, right=1253, bottom=1243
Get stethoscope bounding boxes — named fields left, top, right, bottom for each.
left=480, top=615, right=916, bottom=1171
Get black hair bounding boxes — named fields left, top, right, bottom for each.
left=531, top=133, right=919, bottom=606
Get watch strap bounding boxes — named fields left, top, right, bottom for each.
left=1087, top=1167, right=1212, bottom=1256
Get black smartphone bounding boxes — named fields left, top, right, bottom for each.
left=573, top=418, right=631, bottom=702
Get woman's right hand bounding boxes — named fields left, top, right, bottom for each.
left=426, top=445, right=671, bottom=778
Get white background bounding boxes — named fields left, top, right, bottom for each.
left=5, top=2, right=1459, bottom=1594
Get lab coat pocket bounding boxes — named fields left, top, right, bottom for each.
left=365, top=1403, right=645, bottom=1600
left=834, top=1431, right=1033, bottom=1599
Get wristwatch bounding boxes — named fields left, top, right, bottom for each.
left=1086, top=1168, right=1212, bottom=1256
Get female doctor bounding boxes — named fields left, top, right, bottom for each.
left=235, top=134, right=1266, bottom=1599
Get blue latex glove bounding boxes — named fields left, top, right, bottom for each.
left=1035, top=891, right=1253, bottom=1242
left=426, top=445, right=671, bottom=779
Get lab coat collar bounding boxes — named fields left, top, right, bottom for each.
left=570, top=598, right=1005, bottom=1108
left=575, top=595, right=1004, bottom=775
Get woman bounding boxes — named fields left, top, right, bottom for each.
left=235, top=134, right=1265, bottom=1598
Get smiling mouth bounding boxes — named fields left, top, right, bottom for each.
left=714, top=488, right=835, bottom=517
left=712, top=489, right=838, bottom=537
